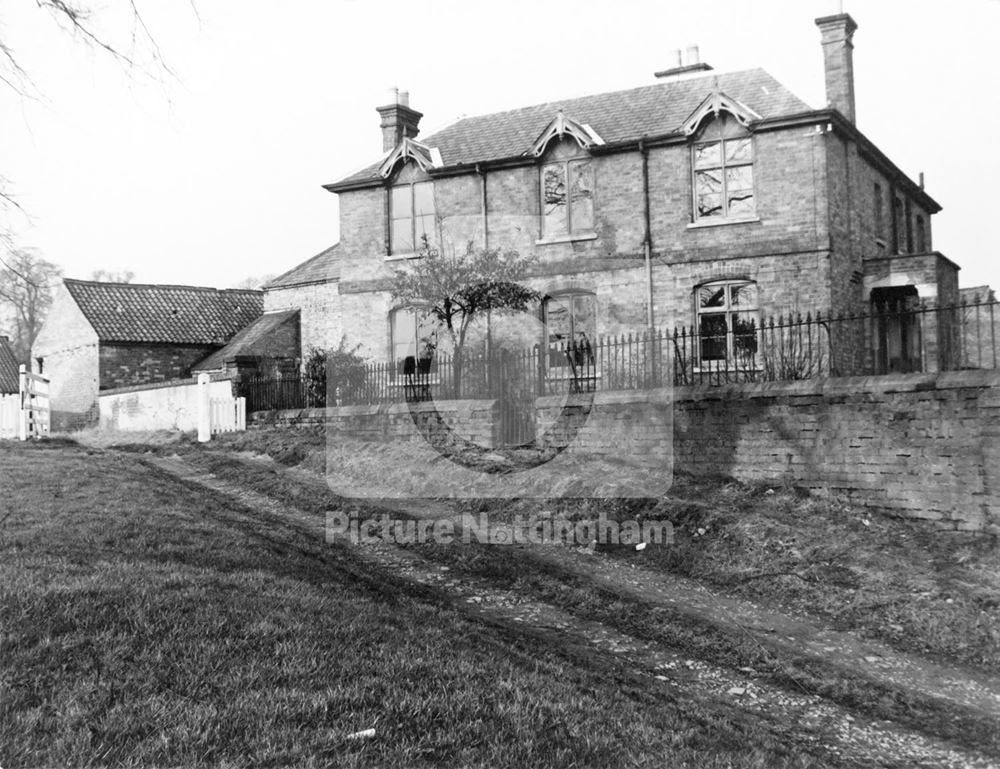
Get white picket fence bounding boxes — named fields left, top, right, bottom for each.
left=0, top=393, right=18, bottom=438
left=210, top=397, right=247, bottom=434
left=0, top=366, right=51, bottom=440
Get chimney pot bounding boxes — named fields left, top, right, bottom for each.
left=685, top=45, right=700, bottom=65
left=671, top=49, right=683, bottom=68
left=376, top=89, right=423, bottom=152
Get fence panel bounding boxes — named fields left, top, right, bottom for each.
left=210, top=397, right=247, bottom=434
left=0, top=393, right=19, bottom=439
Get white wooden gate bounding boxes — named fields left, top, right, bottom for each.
left=18, top=365, right=50, bottom=440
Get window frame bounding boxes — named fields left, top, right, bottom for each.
left=388, top=305, right=439, bottom=379
left=538, top=142, right=596, bottom=242
left=873, top=182, right=886, bottom=247
left=690, top=115, right=756, bottom=223
left=542, top=291, right=597, bottom=378
left=915, top=214, right=926, bottom=253
left=389, top=179, right=435, bottom=257
left=693, top=280, right=760, bottom=368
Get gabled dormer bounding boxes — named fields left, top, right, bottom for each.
left=684, top=91, right=760, bottom=223
left=527, top=111, right=604, bottom=158
left=529, top=112, right=603, bottom=243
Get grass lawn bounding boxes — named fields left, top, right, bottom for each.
left=1, top=440, right=833, bottom=768
left=199, top=426, right=1000, bottom=675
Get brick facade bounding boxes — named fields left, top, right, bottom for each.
left=98, top=343, right=220, bottom=390
left=264, top=282, right=342, bottom=354
left=276, top=13, right=957, bottom=371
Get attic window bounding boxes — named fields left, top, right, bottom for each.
left=389, top=163, right=436, bottom=255
left=541, top=139, right=594, bottom=239
left=691, top=113, right=755, bottom=221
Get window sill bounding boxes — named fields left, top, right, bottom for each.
left=535, top=232, right=599, bottom=246
left=686, top=217, right=760, bottom=230
left=384, top=252, right=425, bottom=262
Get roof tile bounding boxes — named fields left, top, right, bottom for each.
left=265, top=244, right=341, bottom=290
left=64, top=279, right=263, bottom=345
left=331, top=69, right=811, bottom=186
left=0, top=336, right=18, bottom=393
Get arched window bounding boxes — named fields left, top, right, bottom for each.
left=695, top=280, right=758, bottom=365
left=540, top=140, right=594, bottom=239
left=692, top=113, right=754, bottom=221
left=390, top=163, right=435, bottom=255
left=543, top=291, right=596, bottom=370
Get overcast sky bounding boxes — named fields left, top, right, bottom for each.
left=2, top=0, right=998, bottom=291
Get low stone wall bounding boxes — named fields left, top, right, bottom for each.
left=252, top=399, right=497, bottom=448
left=672, top=371, right=1000, bottom=532
left=249, top=370, right=1000, bottom=532
left=99, top=377, right=235, bottom=432
left=535, top=389, right=674, bottom=465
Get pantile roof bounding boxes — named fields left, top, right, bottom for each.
left=0, top=335, right=18, bottom=393
left=265, top=244, right=341, bottom=290
left=330, top=69, right=811, bottom=187
left=64, top=279, right=263, bottom=345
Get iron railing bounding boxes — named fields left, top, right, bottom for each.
left=240, top=297, right=1000, bottom=411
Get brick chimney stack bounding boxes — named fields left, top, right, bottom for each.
left=815, top=13, right=858, bottom=124
left=376, top=87, right=423, bottom=152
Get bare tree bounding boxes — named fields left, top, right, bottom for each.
left=1, top=1, right=192, bottom=243
left=392, top=241, right=538, bottom=389
left=231, top=274, right=278, bottom=291
left=0, top=249, right=62, bottom=363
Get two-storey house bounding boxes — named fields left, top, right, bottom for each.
left=265, top=12, right=957, bottom=377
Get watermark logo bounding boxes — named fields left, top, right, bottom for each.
left=326, top=510, right=674, bottom=547
left=324, top=228, right=675, bottom=501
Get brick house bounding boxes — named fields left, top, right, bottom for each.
left=0, top=335, right=18, bottom=394
left=32, top=279, right=263, bottom=429
left=269, top=12, right=960, bottom=377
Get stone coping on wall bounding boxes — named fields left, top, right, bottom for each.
left=100, top=374, right=236, bottom=397
left=673, top=369, right=1000, bottom=402
left=534, top=387, right=675, bottom=409
left=251, top=398, right=498, bottom=423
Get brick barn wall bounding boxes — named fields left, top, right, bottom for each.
left=99, top=343, right=218, bottom=390
left=40, top=344, right=100, bottom=430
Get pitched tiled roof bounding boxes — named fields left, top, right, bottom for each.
left=63, top=279, right=264, bottom=345
left=0, top=336, right=18, bottom=393
left=192, top=310, right=300, bottom=371
left=265, top=244, right=341, bottom=289
left=330, top=69, right=811, bottom=187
